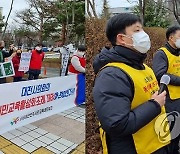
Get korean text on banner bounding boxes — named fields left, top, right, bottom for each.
left=0, top=75, right=77, bottom=134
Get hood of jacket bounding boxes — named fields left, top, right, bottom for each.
left=93, top=45, right=147, bottom=74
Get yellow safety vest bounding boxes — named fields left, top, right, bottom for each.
left=99, top=62, right=170, bottom=154
left=160, top=47, right=180, bottom=100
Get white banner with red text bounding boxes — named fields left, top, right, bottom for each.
left=0, top=75, right=79, bottom=134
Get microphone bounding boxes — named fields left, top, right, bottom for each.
left=158, top=75, right=170, bottom=94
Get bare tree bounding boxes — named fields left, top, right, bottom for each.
left=102, top=0, right=109, bottom=19
left=15, top=0, right=53, bottom=44
left=172, top=0, right=180, bottom=24
left=127, top=0, right=146, bottom=24
left=2, top=0, right=14, bottom=39
left=128, top=0, right=180, bottom=25
left=86, top=0, right=92, bottom=18
left=86, top=0, right=98, bottom=18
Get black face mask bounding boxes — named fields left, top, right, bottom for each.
left=105, top=46, right=111, bottom=50
left=37, top=50, right=42, bottom=53
left=17, top=53, right=21, bottom=57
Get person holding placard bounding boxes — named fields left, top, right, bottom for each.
left=12, top=49, right=24, bottom=82
left=0, top=41, right=14, bottom=84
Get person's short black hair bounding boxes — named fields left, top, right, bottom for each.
left=166, top=26, right=180, bottom=40
left=78, top=45, right=86, bottom=51
left=106, top=13, right=141, bottom=45
left=35, top=43, right=45, bottom=47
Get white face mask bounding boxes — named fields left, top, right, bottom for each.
left=175, top=38, right=180, bottom=48
left=77, top=51, right=85, bottom=57
left=131, top=31, right=151, bottom=54
left=35, top=46, right=42, bottom=51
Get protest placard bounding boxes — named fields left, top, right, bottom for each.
left=18, top=52, right=32, bottom=72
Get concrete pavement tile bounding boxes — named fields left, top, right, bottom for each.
left=80, top=131, right=85, bottom=137
left=31, top=118, right=48, bottom=127
left=32, top=147, right=54, bottom=154
left=65, top=114, right=79, bottom=120
left=78, top=110, right=85, bottom=114
left=62, top=110, right=74, bottom=114
left=70, top=144, right=78, bottom=150
left=44, top=133, right=60, bottom=141
left=45, top=114, right=61, bottom=121
left=79, top=116, right=85, bottom=120
left=38, top=136, right=54, bottom=144
left=60, top=123, right=85, bottom=134
left=76, top=118, right=85, bottom=123
left=17, top=126, right=31, bottom=133
left=24, top=124, right=38, bottom=130
left=61, top=148, right=73, bottom=154
left=46, top=146, right=61, bottom=154
left=30, top=139, right=47, bottom=148
left=39, top=123, right=66, bottom=136
left=26, top=131, right=42, bottom=138
left=59, top=131, right=85, bottom=144
left=73, top=111, right=84, bottom=116
left=57, top=138, right=74, bottom=147
left=19, top=134, right=34, bottom=142
left=22, top=143, right=37, bottom=153
left=34, top=128, right=48, bottom=135
left=10, top=137, right=27, bottom=146
left=50, top=116, right=81, bottom=127
left=1, top=132, right=15, bottom=140
left=70, top=107, right=80, bottom=112
left=9, top=129, right=24, bottom=137
left=50, top=142, right=68, bottom=152
left=69, top=113, right=83, bottom=118
left=57, top=112, right=68, bottom=116
left=72, top=123, right=85, bottom=132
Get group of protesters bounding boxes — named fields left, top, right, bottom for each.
left=0, top=40, right=86, bottom=84
left=0, top=41, right=45, bottom=83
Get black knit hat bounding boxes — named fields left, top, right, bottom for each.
left=78, top=45, right=86, bottom=51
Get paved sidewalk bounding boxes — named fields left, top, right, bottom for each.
left=0, top=106, right=85, bottom=154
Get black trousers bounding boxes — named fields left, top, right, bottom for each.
left=13, top=77, right=23, bottom=82
left=0, top=78, right=6, bottom=84
left=28, top=69, right=41, bottom=80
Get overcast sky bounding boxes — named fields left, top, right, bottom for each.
left=0, top=0, right=135, bottom=26
left=0, top=0, right=28, bottom=26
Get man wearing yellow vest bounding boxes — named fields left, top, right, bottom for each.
left=93, top=13, right=170, bottom=154
left=153, top=26, right=180, bottom=154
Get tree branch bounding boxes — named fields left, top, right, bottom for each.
left=2, top=0, right=14, bottom=39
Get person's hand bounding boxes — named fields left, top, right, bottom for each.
left=151, top=91, right=166, bottom=107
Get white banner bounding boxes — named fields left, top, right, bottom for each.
left=18, top=52, right=32, bottom=72
left=0, top=61, right=15, bottom=78
left=0, top=75, right=77, bottom=134
left=61, top=53, right=70, bottom=76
